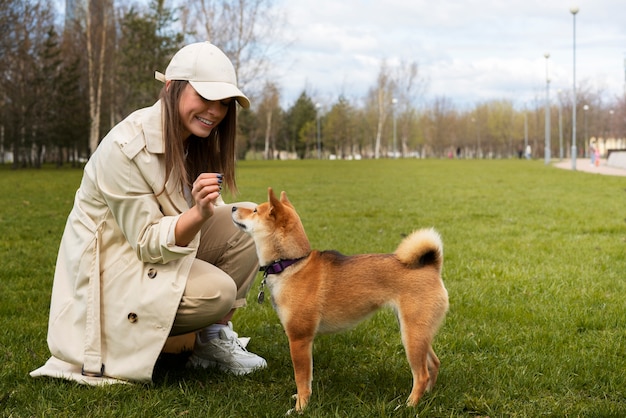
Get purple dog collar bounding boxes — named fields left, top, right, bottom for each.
left=260, top=257, right=305, bottom=276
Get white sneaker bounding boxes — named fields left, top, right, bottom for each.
left=187, top=325, right=267, bottom=375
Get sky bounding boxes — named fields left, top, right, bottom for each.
left=270, top=0, right=626, bottom=109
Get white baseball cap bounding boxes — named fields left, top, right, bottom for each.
left=155, top=42, right=250, bottom=108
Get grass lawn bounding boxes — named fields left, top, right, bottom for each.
left=1, top=159, right=625, bottom=417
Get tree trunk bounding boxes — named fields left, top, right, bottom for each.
left=374, top=88, right=385, bottom=159
left=86, top=0, right=108, bottom=156
left=264, top=108, right=273, bottom=159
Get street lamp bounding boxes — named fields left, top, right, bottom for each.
left=544, top=52, right=551, bottom=164
left=392, top=98, right=398, bottom=158
left=315, top=103, right=321, bottom=159
left=557, top=90, right=563, bottom=160
left=570, top=6, right=579, bottom=170
left=583, top=104, right=589, bottom=155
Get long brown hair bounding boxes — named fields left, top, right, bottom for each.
left=159, top=80, right=238, bottom=197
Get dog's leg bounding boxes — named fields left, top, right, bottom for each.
left=404, top=337, right=432, bottom=407
left=397, top=306, right=435, bottom=407
left=426, top=345, right=440, bottom=392
left=287, top=335, right=314, bottom=413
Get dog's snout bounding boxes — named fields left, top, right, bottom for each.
left=231, top=206, right=237, bottom=213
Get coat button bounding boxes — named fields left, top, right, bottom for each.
left=147, top=268, right=157, bottom=279
left=127, top=313, right=138, bottom=323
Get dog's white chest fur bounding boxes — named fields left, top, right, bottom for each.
left=265, top=276, right=287, bottom=319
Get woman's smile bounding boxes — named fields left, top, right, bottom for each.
left=178, top=83, right=228, bottom=138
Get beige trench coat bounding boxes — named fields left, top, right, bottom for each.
left=31, top=101, right=199, bottom=384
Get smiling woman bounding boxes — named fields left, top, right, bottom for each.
left=30, top=42, right=268, bottom=386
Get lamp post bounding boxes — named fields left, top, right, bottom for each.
left=609, top=109, right=614, bottom=139
left=583, top=104, right=589, bottom=156
left=544, top=52, right=551, bottom=164
left=570, top=6, right=579, bottom=170
left=315, top=102, right=321, bottom=159
left=392, top=98, right=398, bottom=158
left=558, top=90, right=563, bottom=160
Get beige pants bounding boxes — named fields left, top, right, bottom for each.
left=169, top=202, right=259, bottom=336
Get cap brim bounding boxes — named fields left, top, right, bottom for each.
left=189, top=81, right=250, bottom=109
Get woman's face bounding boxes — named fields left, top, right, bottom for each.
left=176, top=83, right=232, bottom=138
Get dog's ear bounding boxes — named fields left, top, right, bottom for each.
left=280, top=191, right=289, bottom=203
left=279, top=191, right=295, bottom=209
left=268, top=187, right=282, bottom=217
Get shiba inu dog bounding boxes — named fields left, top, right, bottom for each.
left=231, top=188, right=449, bottom=413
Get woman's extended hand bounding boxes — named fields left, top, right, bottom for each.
left=175, top=172, right=223, bottom=247
left=191, top=172, right=223, bottom=219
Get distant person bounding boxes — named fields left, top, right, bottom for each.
left=590, top=143, right=596, bottom=166
left=31, top=42, right=266, bottom=385
left=525, top=144, right=532, bottom=160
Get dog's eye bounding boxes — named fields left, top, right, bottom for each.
left=253, top=208, right=258, bottom=213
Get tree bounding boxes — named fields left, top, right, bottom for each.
left=82, top=0, right=114, bottom=155
left=424, top=96, right=457, bottom=157
left=115, top=0, right=184, bottom=121
left=237, top=106, right=260, bottom=159
left=393, top=61, right=426, bottom=156
left=183, top=0, right=287, bottom=97
left=257, top=81, right=280, bottom=159
left=285, top=92, right=316, bottom=159
left=0, top=0, right=56, bottom=168
left=34, top=27, right=64, bottom=167
left=368, top=61, right=395, bottom=159
left=324, top=96, right=356, bottom=158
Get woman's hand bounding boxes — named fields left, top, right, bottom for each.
left=175, top=172, right=223, bottom=247
left=191, top=172, right=223, bottom=219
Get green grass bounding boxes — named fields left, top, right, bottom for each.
left=1, top=159, right=625, bottom=417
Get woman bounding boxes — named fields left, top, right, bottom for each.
left=31, top=42, right=266, bottom=384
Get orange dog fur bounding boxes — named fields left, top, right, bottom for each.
left=232, top=188, right=449, bottom=413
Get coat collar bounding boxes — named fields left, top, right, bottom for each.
left=143, top=101, right=165, bottom=154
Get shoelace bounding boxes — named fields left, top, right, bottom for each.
left=223, top=333, right=249, bottom=352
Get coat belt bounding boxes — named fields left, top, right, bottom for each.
left=82, top=222, right=105, bottom=377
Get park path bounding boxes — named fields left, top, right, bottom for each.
left=553, top=159, right=626, bottom=177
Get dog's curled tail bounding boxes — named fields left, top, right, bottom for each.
left=395, top=228, right=443, bottom=271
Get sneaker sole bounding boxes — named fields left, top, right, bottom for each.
left=186, top=355, right=267, bottom=376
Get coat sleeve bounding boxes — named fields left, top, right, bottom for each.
left=89, top=133, right=195, bottom=264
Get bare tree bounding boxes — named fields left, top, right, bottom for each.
left=183, top=0, right=287, bottom=98
left=257, top=81, right=280, bottom=159
left=369, top=60, right=395, bottom=159
left=84, top=0, right=113, bottom=155
left=393, top=61, right=427, bottom=156
left=424, top=96, right=457, bottom=157
left=1, top=0, right=56, bottom=167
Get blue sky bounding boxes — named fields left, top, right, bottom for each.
left=271, top=0, right=626, bottom=109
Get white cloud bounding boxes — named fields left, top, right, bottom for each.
left=270, top=0, right=626, bottom=108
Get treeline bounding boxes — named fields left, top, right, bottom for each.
left=2, top=0, right=625, bottom=168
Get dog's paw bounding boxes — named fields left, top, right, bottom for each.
left=286, top=394, right=307, bottom=415
left=286, top=406, right=305, bottom=416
